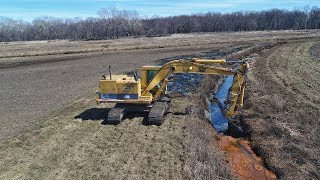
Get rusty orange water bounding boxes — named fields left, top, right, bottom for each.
left=219, top=136, right=277, bottom=180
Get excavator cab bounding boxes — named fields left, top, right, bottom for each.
left=133, top=66, right=167, bottom=98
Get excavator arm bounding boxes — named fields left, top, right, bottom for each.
left=142, top=59, right=249, bottom=120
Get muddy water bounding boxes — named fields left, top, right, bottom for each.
left=211, top=77, right=276, bottom=179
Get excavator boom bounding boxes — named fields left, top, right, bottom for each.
left=141, top=59, right=248, bottom=119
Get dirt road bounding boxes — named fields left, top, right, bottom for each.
left=0, top=47, right=216, bottom=142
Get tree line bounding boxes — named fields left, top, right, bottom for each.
left=0, top=7, right=319, bottom=42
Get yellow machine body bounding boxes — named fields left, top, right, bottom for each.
left=96, top=67, right=162, bottom=104
left=99, top=75, right=141, bottom=95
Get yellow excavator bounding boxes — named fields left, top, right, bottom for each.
left=96, top=59, right=248, bottom=125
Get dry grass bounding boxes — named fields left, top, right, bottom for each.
left=170, top=96, right=235, bottom=180
left=0, top=93, right=234, bottom=179
left=183, top=116, right=234, bottom=180
left=0, top=97, right=185, bottom=179
left=243, top=41, right=320, bottom=179
left=169, top=75, right=235, bottom=180
left=225, top=41, right=285, bottom=60
left=1, top=30, right=319, bottom=59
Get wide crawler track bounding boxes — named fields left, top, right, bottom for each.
left=147, top=101, right=168, bottom=126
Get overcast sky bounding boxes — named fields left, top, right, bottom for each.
left=0, top=0, right=318, bottom=21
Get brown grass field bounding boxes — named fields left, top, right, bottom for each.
left=0, top=95, right=234, bottom=179
left=0, top=30, right=319, bottom=179
left=0, top=30, right=319, bottom=59
left=243, top=40, right=320, bottom=179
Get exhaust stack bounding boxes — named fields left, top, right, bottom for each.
left=109, top=66, right=112, bottom=80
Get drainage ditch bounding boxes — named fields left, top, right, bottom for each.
left=209, top=75, right=276, bottom=179
left=167, top=70, right=277, bottom=179
left=164, top=42, right=285, bottom=179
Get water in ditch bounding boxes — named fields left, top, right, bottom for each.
left=210, top=75, right=234, bottom=132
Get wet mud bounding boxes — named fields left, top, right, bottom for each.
left=219, top=136, right=277, bottom=180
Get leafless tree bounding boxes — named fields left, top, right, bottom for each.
left=0, top=7, right=319, bottom=42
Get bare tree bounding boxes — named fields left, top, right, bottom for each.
left=0, top=7, right=319, bottom=42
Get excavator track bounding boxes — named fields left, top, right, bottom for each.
left=148, top=101, right=168, bottom=126
left=106, top=105, right=125, bottom=124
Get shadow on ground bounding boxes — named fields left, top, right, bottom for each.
left=74, top=108, right=150, bottom=125
left=74, top=108, right=110, bottom=121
